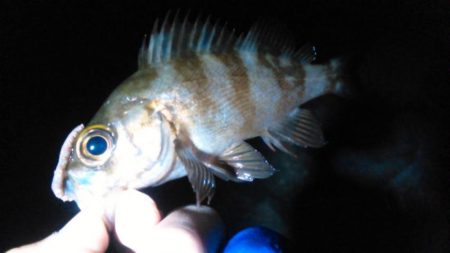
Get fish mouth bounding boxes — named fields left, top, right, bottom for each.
left=51, top=124, right=85, bottom=202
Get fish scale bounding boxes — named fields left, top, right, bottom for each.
left=52, top=12, right=346, bottom=207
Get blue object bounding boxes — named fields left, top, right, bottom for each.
left=86, top=136, right=107, bottom=155
left=223, top=226, right=284, bottom=253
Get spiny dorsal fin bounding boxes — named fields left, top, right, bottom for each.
left=138, top=12, right=317, bottom=68
left=138, top=11, right=238, bottom=68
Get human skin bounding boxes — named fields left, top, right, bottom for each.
left=6, top=190, right=224, bottom=253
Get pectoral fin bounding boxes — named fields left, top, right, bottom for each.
left=174, top=138, right=216, bottom=206
left=175, top=134, right=276, bottom=205
left=265, top=108, right=326, bottom=155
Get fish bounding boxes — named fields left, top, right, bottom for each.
left=51, top=12, right=347, bottom=207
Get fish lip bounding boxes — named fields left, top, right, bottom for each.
left=51, top=124, right=85, bottom=202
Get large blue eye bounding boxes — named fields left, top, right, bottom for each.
left=86, top=136, right=108, bottom=156
left=77, top=125, right=114, bottom=166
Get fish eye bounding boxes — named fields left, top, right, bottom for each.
left=76, top=125, right=115, bottom=166
left=86, top=136, right=108, bottom=156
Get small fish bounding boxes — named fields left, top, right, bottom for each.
left=51, top=12, right=347, bottom=207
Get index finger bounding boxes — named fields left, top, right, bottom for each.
left=155, top=205, right=224, bottom=253
left=112, top=190, right=224, bottom=253
left=6, top=210, right=109, bottom=253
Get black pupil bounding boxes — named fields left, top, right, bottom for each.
left=86, top=136, right=107, bottom=156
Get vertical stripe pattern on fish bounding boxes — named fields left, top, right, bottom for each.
left=51, top=12, right=347, bottom=207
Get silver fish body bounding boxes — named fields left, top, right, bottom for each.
left=51, top=14, right=346, bottom=206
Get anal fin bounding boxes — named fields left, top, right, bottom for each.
left=265, top=108, right=326, bottom=155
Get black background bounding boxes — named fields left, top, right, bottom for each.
left=1, top=0, right=449, bottom=252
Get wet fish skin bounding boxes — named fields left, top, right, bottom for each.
left=51, top=14, right=346, bottom=206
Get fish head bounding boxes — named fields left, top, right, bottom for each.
left=51, top=107, right=178, bottom=208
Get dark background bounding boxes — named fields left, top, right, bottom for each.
left=1, top=0, right=449, bottom=252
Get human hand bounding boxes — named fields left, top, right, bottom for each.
left=6, top=190, right=224, bottom=253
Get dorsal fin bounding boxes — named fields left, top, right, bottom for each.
left=138, top=12, right=317, bottom=68
left=138, top=11, right=237, bottom=68
left=238, top=20, right=317, bottom=63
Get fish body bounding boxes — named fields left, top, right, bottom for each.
left=51, top=14, right=346, bottom=206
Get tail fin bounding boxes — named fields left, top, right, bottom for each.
left=328, top=57, right=353, bottom=98
left=301, top=57, right=353, bottom=104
